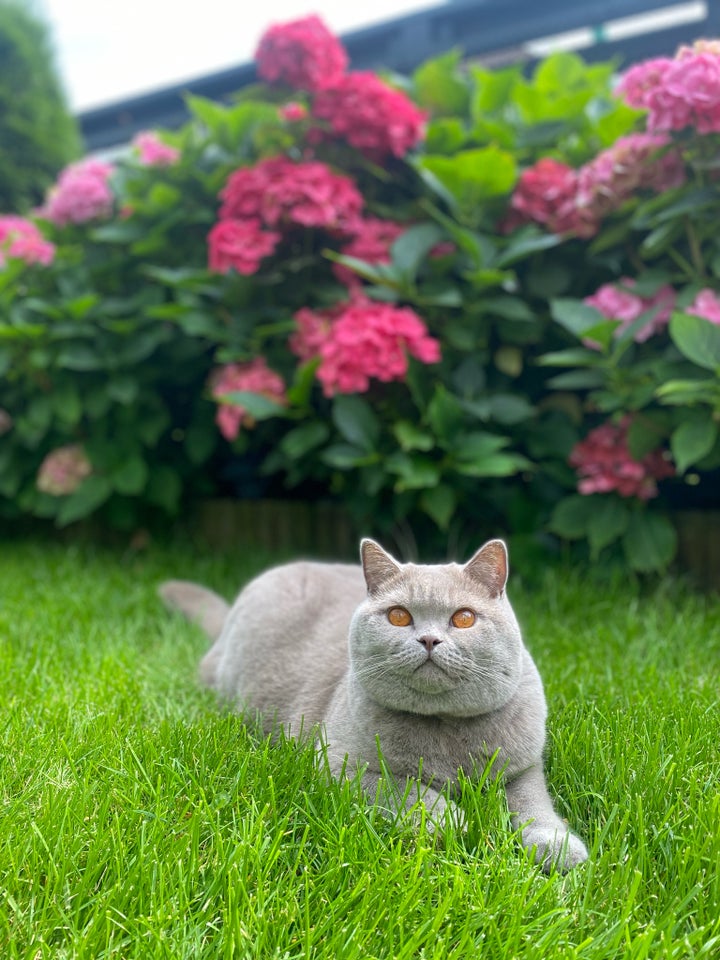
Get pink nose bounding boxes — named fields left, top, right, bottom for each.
left=418, top=635, right=442, bottom=654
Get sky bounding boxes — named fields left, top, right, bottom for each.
left=40, top=0, right=438, bottom=113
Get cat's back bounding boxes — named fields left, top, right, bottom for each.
left=202, top=560, right=366, bottom=730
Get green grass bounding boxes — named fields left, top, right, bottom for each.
left=1, top=539, right=719, bottom=959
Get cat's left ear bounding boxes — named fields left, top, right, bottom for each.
left=463, top=539, right=508, bottom=598
left=360, top=538, right=402, bottom=594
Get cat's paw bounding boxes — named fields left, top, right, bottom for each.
left=522, top=824, right=588, bottom=873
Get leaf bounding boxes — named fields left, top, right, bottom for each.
left=321, top=444, right=372, bottom=468
left=622, top=512, right=677, bottom=573
left=419, top=147, right=517, bottom=208
left=669, top=312, right=720, bottom=371
left=547, top=370, right=607, bottom=390
left=548, top=495, right=595, bottom=540
left=331, top=395, right=380, bottom=452
left=587, top=498, right=630, bottom=555
left=145, top=466, right=182, bottom=514
left=495, top=228, right=562, bottom=268
left=112, top=456, right=148, bottom=495
left=56, top=476, right=113, bottom=527
left=453, top=453, right=530, bottom=478
left=427, top=386, right=465, bottom=442
left=279, top=422, right=330, bottom=460
left=390, top=223, right=445, bottom=279
left=670, top=416, right=718, bottom=473
left=386, top=452, right=441, bottom=491
left=56, top=344, right=106, bottom=371
left=550, top=299, right=605, bottom=338
left=393, top=421, right=435, bottom=452
left=413, top=51, right=470, bottom=117
left=420, top=484, right=456, bottom=530
left=221, top=390, right=286, bottom=420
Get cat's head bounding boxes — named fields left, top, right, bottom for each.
left=348, top=538, right=524, bottom=718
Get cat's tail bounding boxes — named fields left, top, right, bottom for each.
left=158, top=580, right=230, bottom=641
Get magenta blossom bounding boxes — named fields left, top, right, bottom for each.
left=0, top=215, right=54, bottom=266
left=290, top=297, right=440, bottom=397
left=207, top=219, right=280, bottom=275
left=41, top=159, right=114, bottom=226
left=211, top=358, right=287, bottom=441
left=584, top=279, right=676, bottom=345
left=255, top=14, right=348, bottom=92
left=569, top=418, right=674, bottom=500
left=133, top=131, right=180, bottom=166
left=687, top=288, right=720, bottom=325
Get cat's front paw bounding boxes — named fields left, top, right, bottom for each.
left=522, top=824, right=588, bottom=873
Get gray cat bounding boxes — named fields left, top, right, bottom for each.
left=160, top=538, right=588, bottom=871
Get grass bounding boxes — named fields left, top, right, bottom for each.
left=1, top=538, right=719, bottom=959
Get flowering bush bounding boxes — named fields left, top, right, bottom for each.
left=1, top=14, right=719, bottom=572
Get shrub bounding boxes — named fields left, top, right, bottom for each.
left=1, top=16, right=719, bottom=573
left=0, top=0, right=81, bottom=212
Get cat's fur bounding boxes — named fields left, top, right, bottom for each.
left=160, top=538, right=588, bottom=871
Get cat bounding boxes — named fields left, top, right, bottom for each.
left=159, top=538, right=588, bottom=872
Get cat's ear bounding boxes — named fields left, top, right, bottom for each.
left=360, top=538, right=402, bottom=594
left=463, top=539, right=508, bottom=597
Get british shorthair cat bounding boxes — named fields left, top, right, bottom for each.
left=160, top=538, right=588, bottom=871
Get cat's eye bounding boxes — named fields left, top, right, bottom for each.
left=387, top=607, right=412, bottom=627
left=451, top=608, right=476, bottom=629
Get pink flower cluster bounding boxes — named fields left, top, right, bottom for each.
left=313, top=72, right=427, bottom=159
left=584, top=279, right=676, bottom=344
left=0, top=215, right=55, bottom=267
left=133, top=131, right=181, bottom=167
left=209, top=156, right=364, bottom=275
left=41, top=159, right=114, bottom=227
left=210, top=358, right=287, bottom=441
left=510, top=134, right=685, bottom=238
left=255, top=14, right=348, bottom=92
left=687, top=288, right=720, bottom=324
left=569, top=418, right=674, bottom=500
left=617, top=41, right=720, bottom=134
left=36, top=444, right=93, bottom=496
left=291, top=296, right=440, bottom=397
left=334, top=217, right=406, bottom=286
left=255, top=15, right=426, bottom=159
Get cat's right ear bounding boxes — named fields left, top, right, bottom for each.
left=360, top=538, right=402, bottom=594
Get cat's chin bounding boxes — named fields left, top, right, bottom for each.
left=406, top=661, right=456, bottom=696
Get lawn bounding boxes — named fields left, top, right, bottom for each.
left=1, top=538, right=718, bottom=959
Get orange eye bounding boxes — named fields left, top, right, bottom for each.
left=451, top=609, right=476, bottom=629
left=387, top=607, right=412, bottom=627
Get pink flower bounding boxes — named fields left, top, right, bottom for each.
left=334, top=217, right=406, bottom=286
left=616, top=45, right=720, bottom=133
left=211, top=358, right=287, bottom=441
left=509, top=159, right=597, bottom=237
left=36, top=444, right=93, bottom=496
left=133, top=131, right=180, bottom=166
left=687, top=288, right=720, bottom=324
left=255, top=14, right=348, bottom=92
left=312, top=72, right=427, bottom=159
left=290, top=297, right=440, bottom=397
left=577, top=133, right=685, bottom=217
left=569, top=418, right=674, bottom=501
left=219, top=157, right=363, bottom=233
left=584, top=279, right=676, bottom=344
left=0, top=215, right=55, bottom=266
left=41, top=159, right=114, bottom=226
left=208, top=219, right=280, bottom=275
left=278, top=102, right=308, bottom=122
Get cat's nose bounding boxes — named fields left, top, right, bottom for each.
left=418, top=635, right=442, bottom=654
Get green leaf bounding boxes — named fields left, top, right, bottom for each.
left=587, top=498, right=630, bottom=555
left=548, top=494, right=595, bottom=540
left=623, top=512, right=677, bottom=573
left=56, top=344, right=106, bottom=371
left=386, top=452, right=441, bottom=491
left=669, top=313, right=720, bottom=371
left=547, top=370, right=607, bottom=390
left=280, top=422, right=330, bottom=460
left=331, top=395, right=380, bottom=452
left=111, top=456, right=148, bottom=495
left=550, top=299, right=605, bottom=338
left=419, top=147, right=517, bottom=208
left=427, top=386, right=465, bottom=442
left=107, top=377, right=139, bottom=405
left=671, top=416, right=718, bottom=473
left=453, top=452, right=529, bottom=478
left=184, top=423, right=216, bottom=465
left=495, top=228, right=562, bottom=268
left=221, top=390, right=286, bottom=420
left=145, top=465, right=182, bottom=514
left=321, top=444, right=374, bottom=468
left=286, top=358, right=321, bottom=408
left=626, top=416, right=667, bottom=460
left=413, top=51, right=470, bottom=117
left=420, top=484, right=456, bottom=530
left=393, top=421, right=435, bottom=452
left=481, top=296, right=535, bottom=322
left=391, top=223, right=445, bottom=279
left=56, top=476, right=112, bottom=527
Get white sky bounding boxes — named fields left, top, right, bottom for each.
left=40, top=0, right=437, bottom=112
